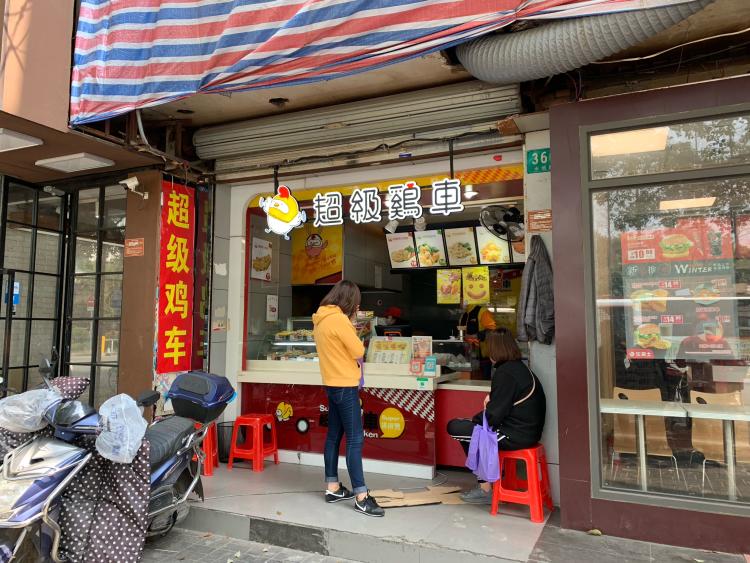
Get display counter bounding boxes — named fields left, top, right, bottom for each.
left=239, top=360, right=458, bottom=479
left=435, top=379, right=491, bottom=467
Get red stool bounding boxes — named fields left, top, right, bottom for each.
left=227, top=414, right=279, bottom=472
left=195, top=422, right=219, bottom=477
left=491, top=444, right=553, bottom=523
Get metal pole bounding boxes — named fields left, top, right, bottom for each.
left=273, top=165, right=280, bottom=192
left=448, top=139, right=455, bottom=178
left=2, top=269, right=15, bottom=398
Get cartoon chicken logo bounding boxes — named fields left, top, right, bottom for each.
left=275, top=401, right=293, bottom=422
left=259, top=185, right=306, bottom=240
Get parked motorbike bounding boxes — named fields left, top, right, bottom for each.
left=0, top=358, right=235, bottom=562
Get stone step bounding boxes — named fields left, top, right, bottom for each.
left=179, top=504, right=515, bottom=563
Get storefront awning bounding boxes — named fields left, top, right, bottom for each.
left=71, top=0, right=698, bottom=126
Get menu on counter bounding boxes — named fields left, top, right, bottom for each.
left=462, top=266, right=491, bottom=305
left=445, top=227, right=478, bottom=266
left=366, top=336, right=413, bottom=364
left=621, top=216, right=738, bottom=361
left=414, top=229, right=447, bottom=267
left=386, top=232, right=417, bottom=269
left=475, top=227, right=511, bottom=265
left=412, top=336, right=433, bottom=359
left=250, top=238, right=273, bottom=281
left=436, top=269, right=461, bottom=304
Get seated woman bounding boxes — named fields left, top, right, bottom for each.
left=447, top=329, right=546, bottom=504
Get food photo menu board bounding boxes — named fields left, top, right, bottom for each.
left=414, top=229, right=447, bottom=267
left=475, top=227, right=511, bottom=265
left=386, top=232, right=417, bottom=269
left=620, top=216, right=738, bottom=361
left=444, top=227, right=478, bottom=266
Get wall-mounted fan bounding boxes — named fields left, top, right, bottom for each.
left=479, top=205, right=525, bottom=241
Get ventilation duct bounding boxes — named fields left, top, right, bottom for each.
left=194, top=82, right=520, bottom=161
left=455, top=0, right=713, bottom=85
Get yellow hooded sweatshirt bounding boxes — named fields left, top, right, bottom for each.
left=313, top=305, right=365, bottom=387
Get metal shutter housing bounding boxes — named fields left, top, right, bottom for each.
left=193, top=81, right=520, bottom=163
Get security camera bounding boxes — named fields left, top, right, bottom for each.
left=42, top=185, right=65, bottom=197
left=118, top=177, right=148, bottom=200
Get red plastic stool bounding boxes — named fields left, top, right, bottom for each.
left=227, top=414, right=279, bottom=472
left=491, top=444, right=553, bottom=523
left=196, top=422, right=219, bottom=476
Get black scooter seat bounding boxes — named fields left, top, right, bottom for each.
left=145, top=416, right=196, bottom=469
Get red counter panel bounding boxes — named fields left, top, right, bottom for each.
left=242, top=382, right=435, bottom=466
left=435, top=388, right=487, bottom=467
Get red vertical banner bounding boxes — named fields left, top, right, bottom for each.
left=191, top=188, right=210, bottom=370
left=157, top=180, right=196, bottom=374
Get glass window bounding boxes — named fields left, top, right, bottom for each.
left=37, top=194, right=63, bottom=230
left=102, top=229, right=124, bottom=272
left=592, top=176, right=750, bottom=504
left=76, top=188, right=100, bottom=233
left=6, top=184, right=35, bottom=225
left=72, top=276, right=97, bottom=318
left=32, top=274, right=58, bottom=318
left=94, top=365, right=118, bottom=407
left=96, top=320, right=120, bottom=363
left=3, top=223, right=32, bottom=271
left=75, top=236, right=98, bottom=274
left=99, top=275, right=123, bottom=317
left=70, top=320, right=94, bottom=364
left=102, top=186, right=127, bottom=229
left=590, top=113, right=750, bottom=180
left=34, top=231, right=61, bottom=274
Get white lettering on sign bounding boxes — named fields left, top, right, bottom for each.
left=429, top=178, right=464, bottom=216
left=627, top=248, right=656, bottom=261
left=387, top=181, right=422, bottom=221
left=350, top=187, right=382, bottom=224
left=313, top=191, right=344, bottom=227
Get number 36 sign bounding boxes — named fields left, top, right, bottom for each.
left=526, top=148, right=551, bottom=174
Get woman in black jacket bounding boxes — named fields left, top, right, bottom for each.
left=447, top=329, right=546, bottom=504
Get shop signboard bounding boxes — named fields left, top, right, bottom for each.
left=291, top=223, right=343, bottom=285
left=157, top=180, right=195, bottom=374
left=462, top=266, right=491, bottom=305
left=386, top=232, right=417, bottom=269
left=444, top=227, right=478, bottom=266
left=620, top=216, right=738, bottom=361
left=414, top=229, right=447, bottom=267
left=475, top=227, right=511, bottom=265
left=250, top=238, right=273, bottom=281
left=436, top=269, right=461, bottom=304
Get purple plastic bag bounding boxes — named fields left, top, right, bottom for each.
left=357, top=358, right=365, bottom=389
left=465, top=412, right=500, bottom=482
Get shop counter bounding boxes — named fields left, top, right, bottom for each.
left=435, top=379, right=491, bottom=468
left=238, top=361, right=458, bottom=479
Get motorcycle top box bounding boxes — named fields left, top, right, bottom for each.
left=166, top=371, right=234, bottom=423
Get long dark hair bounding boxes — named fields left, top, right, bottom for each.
left=486, top=329, right=522, bottom=363
left=320, top=280, right=361, bottom=318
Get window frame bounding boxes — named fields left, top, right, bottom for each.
left=580, top=101, right=750, bottom=516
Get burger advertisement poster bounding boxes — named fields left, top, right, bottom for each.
left=621, top=216, right=738, bottom=361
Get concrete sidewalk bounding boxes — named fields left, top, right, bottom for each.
left=175, top=464, right=743, bottom=563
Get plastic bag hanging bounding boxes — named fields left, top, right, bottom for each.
left=96, top=394, right=147, bottom=463
left=0, top=388, right=62, bottom=433
left=465, top=412, right=500, bottom=482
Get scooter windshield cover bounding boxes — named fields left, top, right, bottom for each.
left=53, top=401, right=97, bottom=428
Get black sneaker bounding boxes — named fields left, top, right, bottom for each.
left=354, top=493, right=385, bottom=517
left=325, top=484, right=355, bottom=503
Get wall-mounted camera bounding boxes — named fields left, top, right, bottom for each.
left=118, top=177, right=148, bottom=200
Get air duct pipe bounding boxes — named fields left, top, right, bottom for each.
left=455, top=0, right=713, bottom=85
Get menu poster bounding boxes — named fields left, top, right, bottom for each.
left=436, top=269, right=461, bottom=304
left=476, top=227, right=511, bottom=265
left=367, top=336, right=412, bottom=364
left=386, top=232, right=417, bottom=269
left=462, top=266, right=491, bottom=305
left=250, top=238, right=273, bottom=281
left=736, top=215, right=750, bottom=259
left=621, top=216, right=738, bottom=362
left=445, top=227, right=478, bottom=266
left=412, top=336, right=433, bottom=359
left=291, top=223, right=343, bottom=285
left=414, top=230, right=447, bottom=267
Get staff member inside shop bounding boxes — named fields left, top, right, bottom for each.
left=459, top=303, right=497, bottom=379
left=447, top=329, right=546, bottom=504
left=313, top=280, right=385, bottom=517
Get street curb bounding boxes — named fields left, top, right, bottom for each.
left=179, top=505, right=519, bottom=563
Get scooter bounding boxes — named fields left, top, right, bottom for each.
left=0, top=363, right=234, bottom=562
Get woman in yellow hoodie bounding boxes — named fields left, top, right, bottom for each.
left=313, top=280, right=384, bottom=517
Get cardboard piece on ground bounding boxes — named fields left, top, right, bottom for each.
left=370, top=489, right=405, bottom=499
left=372, top=485, right=465, bottom=508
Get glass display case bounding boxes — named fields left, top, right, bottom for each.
left=258, top=317, right=319, bottom=361
left=432, top=339, right=473, bottom=373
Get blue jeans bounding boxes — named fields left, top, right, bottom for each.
left=324, top=386, right=367, bottom=495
